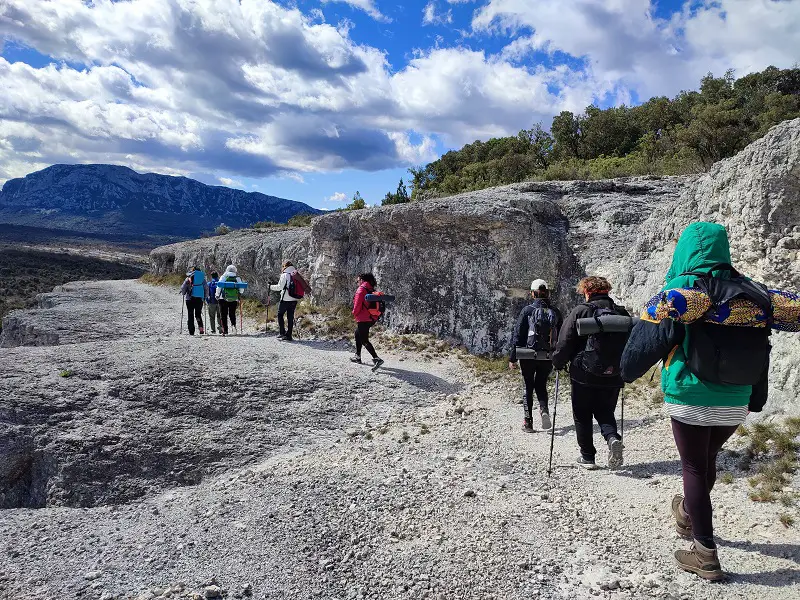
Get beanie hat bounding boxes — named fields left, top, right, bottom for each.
left=227, top=265, right=237, bottom=275
left=530, top=279, right=548, bottom=291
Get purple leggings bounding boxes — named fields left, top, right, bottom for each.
left=671, top=418, right=738, bottom=548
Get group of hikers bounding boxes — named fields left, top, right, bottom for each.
left=180, top=265, right=244, bottom=335
left=508, top=221, right=799, bottom=581
left=180, top=262, right=385, bottom=370
left=176, top=221, right=798, bottom=582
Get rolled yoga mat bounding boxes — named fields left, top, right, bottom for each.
left=514, top=348, right=553, bottom=360
left=576, top=315, right=639, bottom=336
left=217, top=281, right=249, bottom=290
left=366, top=294, right=395, bottom=302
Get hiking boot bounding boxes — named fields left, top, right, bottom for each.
left=199, top=328, right=205, bottom=335
left=577, top=456, right=598, bottom=470
left=671, top=494, right=693, bottom=538
left=540, top=411, right=552, bottom=430
left=372, top=358, right=385, bottom=372
left=350, top=355, right=362, bottom=364
left=674, top=541, right=725, bottom=581
left=523, top=417, right=534, bottom=433
left=283, top=336, right=294, bottom=342
left=608, top=437, right=624, bottom=469
left=276, top=334, right=286, bottom=339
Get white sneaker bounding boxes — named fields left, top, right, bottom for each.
left=540, top=411, right=552, bottom=430
left=608, top=438, right=624, bottom=469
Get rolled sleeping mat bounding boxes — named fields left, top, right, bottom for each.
left=576, top=315, right=639, bottom=336
left=515, top=348, right=553, bottom=360
left=217, top=281, right=249, bottom=290
left=366, top=294, right=395, bottom=302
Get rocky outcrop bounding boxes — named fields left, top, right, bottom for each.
left=150, top=228, right=310, bottom=302
left=150, top=119, right=800, bottom=413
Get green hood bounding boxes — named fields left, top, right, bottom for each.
left=664, top=222, right=732, bottom=290
left=660, top=222, right=750, bottom=409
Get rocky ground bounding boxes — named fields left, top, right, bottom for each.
left=1, top=281, right=798, bottom=600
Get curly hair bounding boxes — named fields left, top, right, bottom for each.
left=576, top=276, right=611, bottom=296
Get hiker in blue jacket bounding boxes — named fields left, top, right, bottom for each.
left=180, top=267, right=207, bottom=335
left=207, top=271, right=222, bottom=334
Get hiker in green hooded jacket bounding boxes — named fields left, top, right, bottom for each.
left=621, top=222, right=772, bottom=581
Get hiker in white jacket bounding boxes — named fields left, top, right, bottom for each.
left=216, top=265, right=242, bottom=335
left=270, top=262, right=299, bottom=340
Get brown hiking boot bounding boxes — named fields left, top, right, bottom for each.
left=671, top=494, right=692, bottom=539
left=674, top=541, right=725, bottom=581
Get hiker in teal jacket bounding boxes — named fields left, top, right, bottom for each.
left=621, top=222, right=770, bottom=581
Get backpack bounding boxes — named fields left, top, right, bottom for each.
left=526, top=302, right=558, bottom=356
left=222, top=275, right=239, bottom=302
left=190, top=270, right=205, bottom=299
left=679, top=263, right=772, bottom=385
left=577, top=302, right=630, bottom=377
left=286, top=271, right=310, bottom=300
left=367, top=291, right=387, bottom=322
left=208, top=280, right=218, bottom=304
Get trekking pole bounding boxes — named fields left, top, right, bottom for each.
left=265, top=290, right=271, bottom=334
left=547, top=371, right=560, bottom=478
left=239, top=298, right=244, bottom=335
left=620, top=385, right=625, bottom=442
left=180, top=296, right=184, bottom=334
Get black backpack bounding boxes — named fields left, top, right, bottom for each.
left=526, top=302, right=558, bottom=354
left=577, top=302, right=630, bottom=377
left=680, top=263, right=772, bottom=385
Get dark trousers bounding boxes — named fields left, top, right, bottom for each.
left=519, top=360, right=552, bottom=418
left=278, top=300, right=296, bottom=338
left=186, top=297, right=204, bottom=334
left=219, top=299, right=237, bottom=334
left=671, top=419, right=738, bottom=548
left=355, top=321, right=377, bottom=359
left=571, top=381, right=621, bottom=460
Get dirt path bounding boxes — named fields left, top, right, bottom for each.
left=0, top=281, right=797, bottom=600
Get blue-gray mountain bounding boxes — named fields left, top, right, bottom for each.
left=0, top=164, right=320, bottom=240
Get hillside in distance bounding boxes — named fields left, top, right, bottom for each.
left=0, top=164, right=321, bottom=240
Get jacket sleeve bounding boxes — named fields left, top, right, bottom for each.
left=748, top=346, right=771, bottom=413
left=509, top=307, right=531, bottom=363
left=180, top=278, right=190, bottom=296
left=551, top=307, right=581, bottom=370
left=352, top=286, right=367, bottom=317
left=270, top=273, right=286, bottom=293
left=620, top=319, right=684, bottom=383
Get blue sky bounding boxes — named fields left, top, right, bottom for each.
left=1, top=0, right=798, bottom=210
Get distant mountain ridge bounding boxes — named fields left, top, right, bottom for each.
left=0, top=164, right=320, bottom=240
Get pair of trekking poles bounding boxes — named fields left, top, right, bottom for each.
left=546, top=370, right=625, bottom=477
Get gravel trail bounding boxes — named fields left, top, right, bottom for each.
left=1, top=281, right=797, bottom=600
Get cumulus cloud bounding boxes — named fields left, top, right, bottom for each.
left=321, top=0, right=391, bottom=23
left=218, top=177, right=244, bottom=187
left=0, top=0, right=796, bottom=185
left=422, top=2, right=453, bottom=26
left=325, top=191, right=349, bottom=203
left=474, top=0, right=800, bottom=99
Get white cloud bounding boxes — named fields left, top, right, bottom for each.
left=422, top=2, right=453, bottom=26
left=218, top=177, right=244, bottom=187
left=0, top=0, right=797, bottom=185
left=321, top=0, right=391, bottom=23
left=325, top=191, right=349, bottom=203
left=473, top=0, right=800, bottom=100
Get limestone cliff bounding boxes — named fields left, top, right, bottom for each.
left=149, top=119, right=800, bottom=413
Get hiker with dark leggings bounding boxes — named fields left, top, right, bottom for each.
left=180, top=267, right=207, bottom=335
left=509, top=279, right=562, bottom=432
left=215, top=265, right=242, bottom=335
left=621, top=222, right=772, bottom=581
left=350, top=273, right=383, bottom=370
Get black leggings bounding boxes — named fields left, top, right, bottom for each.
left=519, top=360, right=552, bottom=417
left=671, top=419, right=738, bottom=548
left=355, top=321, right=377, bottom=359
left=219, top=299, right=238, bottom=334
left=571, top=382, right=620, bottom=460
left=186, top=297, right=204, bottom=334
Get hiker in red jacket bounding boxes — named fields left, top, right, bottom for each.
left=351, top=273, right=384, bottom=370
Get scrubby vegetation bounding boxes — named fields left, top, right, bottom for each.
left=0, top=247, right=146, bottom=329
left=737, top=418, right=800, bottom=507
left=389, top=67, right=800, bottom=199
left=139, top=272, right=185, bottom=287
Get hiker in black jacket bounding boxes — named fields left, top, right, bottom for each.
left=509, top=279, right=562, bottom=432
left=552, top=276, right=628, bottom=469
